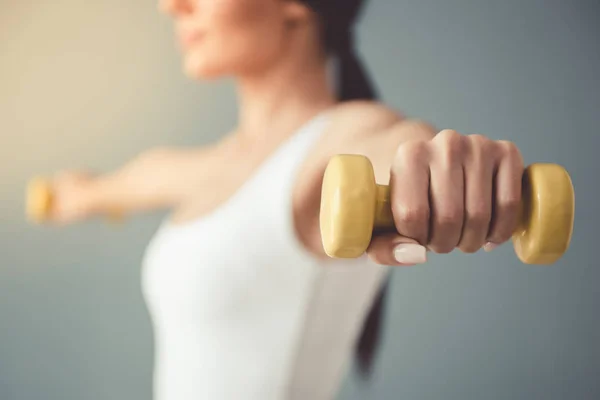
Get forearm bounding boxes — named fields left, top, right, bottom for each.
left=79, top=149, right=185, bottom=217
left=84, top=173, right=165, bottom=218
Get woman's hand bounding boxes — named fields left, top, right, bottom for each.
left=48, top=170, right=96, bottom=225
left=367, top=129, right=524, bottom=266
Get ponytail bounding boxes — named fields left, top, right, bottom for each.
left=330, top=30, right=377, bottom=102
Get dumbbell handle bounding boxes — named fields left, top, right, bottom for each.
left=373, top=185, right=393, bottom=229
left=370, top=183, right=523, bottom=232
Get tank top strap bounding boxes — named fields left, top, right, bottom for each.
left=240, top=110, right=332, bottom=208
left=268, top=111, right=332, bottom=184
left=240, top=110, right=332, bottom=260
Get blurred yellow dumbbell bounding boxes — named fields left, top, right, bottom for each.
left=26, top=177, right=123, bottom=224
left=26, top=177, right=53, bottom=223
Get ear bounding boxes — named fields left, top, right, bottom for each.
left=282, top=1, right=312, bottom=24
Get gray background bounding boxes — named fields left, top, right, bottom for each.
left=1, top=0, right=598, bottom=399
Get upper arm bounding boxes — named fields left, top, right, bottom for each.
left=90, top=146, right=210, bottom=213
left=121, top=147, right=191, bottom=204
left=125, top=146, right=212, bottom=203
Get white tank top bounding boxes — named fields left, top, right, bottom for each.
left=142, top=112, right=389, bottom=400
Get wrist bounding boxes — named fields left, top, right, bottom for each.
left=78, top=177, right=103, bottom=217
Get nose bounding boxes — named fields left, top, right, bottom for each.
left=159, top=0, right=195, bottom=16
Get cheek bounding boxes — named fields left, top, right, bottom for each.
left=185, top=0, right=285, bottom=77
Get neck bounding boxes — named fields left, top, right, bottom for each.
left=235, top=47, right=337, bottom=139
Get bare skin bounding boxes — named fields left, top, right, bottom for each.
left=48, top=0, right=524, bottom=266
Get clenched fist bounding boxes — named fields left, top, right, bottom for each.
left=368, top=129, right=524, bottom=266
left=47, top=170, right=95, bottom=225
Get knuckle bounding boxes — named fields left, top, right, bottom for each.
left=497, top=139, right=517, bottom=154
left=436, top=129, right=465, bottom=164
left=497, top=140, right=524, bottom=166
left=439, top=129, right=462, bottom=147
left=468, top=134, right=489, bottom=149
left=468, top=134, right=494, bottom=158
left=466, top=206, right=491, bottom=229
left=437, top=129, right=460, bottom=141
left=395, top=140, right=430, bottom=167
left=435, top=207, right=463, bottom=227
left=395, top=204, right=430, bottom=226
left=498, top=195, right=521, bottom=212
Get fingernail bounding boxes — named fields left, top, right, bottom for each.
left=483, top=242, right=498, bottom=252
left=393, top=244, right=427, bottom=265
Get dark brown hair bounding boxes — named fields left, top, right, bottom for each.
left=300, top=0, right=388, bottom=379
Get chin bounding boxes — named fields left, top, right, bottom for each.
left=182, top=52, right=228, bottom=81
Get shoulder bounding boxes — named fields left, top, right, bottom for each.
left=316, top=101, right=436, bottom=174
left=325, top=100, right=404, bottom=140
left=323, top=100, right=436, bottom=147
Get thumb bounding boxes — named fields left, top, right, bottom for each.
left=366, top=233, right=428, bottom=267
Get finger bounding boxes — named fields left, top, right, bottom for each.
left=390, top=140, right=431, bottom=245
left=428, top=131, right=465, bottom=253
left=367, top=233, right=427, bottom=266
left=458, top=135, right=494, bottom=253
left=486, top=141, right=524, bottom=249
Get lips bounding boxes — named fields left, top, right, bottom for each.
left=178, top=29, right=204, bottom=50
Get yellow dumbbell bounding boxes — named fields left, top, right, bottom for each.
left=320, top=154, right=575, bottom=265
left=26, top=177, right=54, bottom=223
left=25, top=177, right=123, bottom=224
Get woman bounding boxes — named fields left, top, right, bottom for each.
left=44, top=0, right=524, bottom=399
